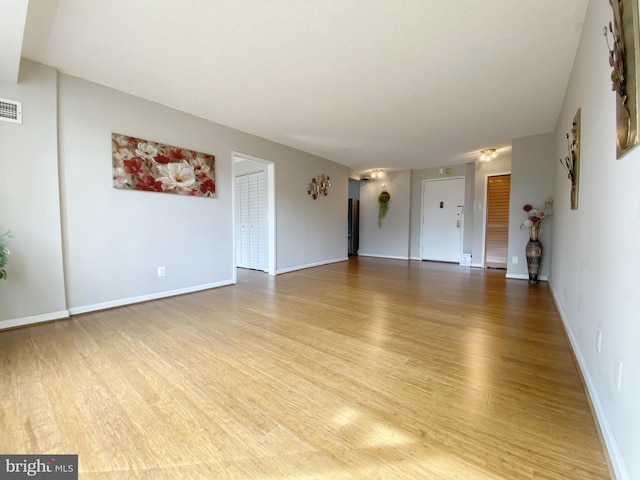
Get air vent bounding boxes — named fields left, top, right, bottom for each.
left=0, top=98, right=22, bottom=124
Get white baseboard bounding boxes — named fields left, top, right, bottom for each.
left=276, top=257, right=348, bottom=275
left=506, top=273, right=548, bottom=281
left=548, top=281, right=628, bottom=480
left=410, top=258, right=483, bottom=267
left=0, top=310, right=70, bottom=331
left=68, top=279, right=236, bottom=315
left=357, top=253, right=410, bottom=261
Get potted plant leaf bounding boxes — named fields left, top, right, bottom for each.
left=0, top=229, right=13, bottom=281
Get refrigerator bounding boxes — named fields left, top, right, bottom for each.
left=348, top=198, right=359, bottom=256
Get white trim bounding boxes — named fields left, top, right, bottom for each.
left=420, top=176, right=465, bottom=262
left=232, top=152, right=276, bottom=276
left=505, top=273, right=548, bottom=281
left=68, top=280, right=235, bottom=315
left=0, top=310, right=70, bottom=331
left=276, top=257, right=348, bottom=275
left=470, top=262, right=483, bottom=268
left=548, top=281, right=628, bottom=480
left=481, top=171, right=511, bottom=268
left=358, top=253, right=410, bottom=261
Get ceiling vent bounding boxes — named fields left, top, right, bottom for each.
left=0, top=98, right=22, bottom=124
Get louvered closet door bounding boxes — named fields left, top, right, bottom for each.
left=235, top=171, right=266, bottom=271
left=253, top=172, right=266, bottom=270
left=485, top=174, right=511, bottom=269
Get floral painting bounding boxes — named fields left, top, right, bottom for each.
left=112, top=133, right=215, bottom=198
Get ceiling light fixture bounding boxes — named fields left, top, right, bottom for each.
left=480, top=149, right=497, bottom=161
left=371, top=169, right=384, bottom=179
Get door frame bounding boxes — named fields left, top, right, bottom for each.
left=482, top=171, right=511, bottom=268
left=420, top=176, right=465, bottom=262
left=232, top=152, right=276, bottom=278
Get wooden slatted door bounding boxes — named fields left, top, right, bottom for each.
left=485, top=174, right=511, bottom=269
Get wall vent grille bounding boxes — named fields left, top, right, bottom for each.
left=0, top=98, right=22, bottom=124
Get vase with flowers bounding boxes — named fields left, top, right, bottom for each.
left=521, top=199, right=552, bottom=284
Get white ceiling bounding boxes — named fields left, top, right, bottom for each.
left=16, top=0, right=588, bottom=173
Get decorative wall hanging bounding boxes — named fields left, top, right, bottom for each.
left=112, top=133, right=216, bottom=197
left=559, top=108, right=581, bottom=209
left=604, top=0, right=640, bottom=158
left=0, top=229, right=13, bottom=281
left=308, top=175, right=331, bottom=199
left=378, top=190, right=391, bottom=228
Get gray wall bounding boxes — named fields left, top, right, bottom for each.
left=359, top=170, right=411, bottom=259
left=235, top=157, right=266, bottom=176
left=0, top=60, right=348, bottom=326
left=550, top=1, right=640, bottom=478
left=507, top=133, right=555, bottom=279
left=348, top=178, right=360, bottom=200
left=0, top=61, right=67, bottom=326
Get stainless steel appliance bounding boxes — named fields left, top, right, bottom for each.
left=348, top=198, right=359, bottom=256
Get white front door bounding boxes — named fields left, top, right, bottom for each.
left=421, top=177, right=465, bottom=262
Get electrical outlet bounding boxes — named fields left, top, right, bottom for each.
left=615, top=362, right=623, bottom=391
left=157, top=266, right=166, bottom=277
left=596, top=329, right=602, bottom=353
left=512, top=256, right=518, bottom=264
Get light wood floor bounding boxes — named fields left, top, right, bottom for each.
left=1, top=258, right=611, bottom=479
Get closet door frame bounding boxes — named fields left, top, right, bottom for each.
left=232, top=152, right=276, bottom=278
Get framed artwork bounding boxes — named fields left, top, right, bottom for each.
left=560, top=109, right=581, bottom=209
left=605, top=0, right=640, bottom=158
left=112, top=133, right=216, bottom=197
left=570, top=109, right=581, bottom=210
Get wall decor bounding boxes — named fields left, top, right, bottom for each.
left=604, top=0, right=640, bottom=158
left=112, top=133, right=216, bottom=197
left=378, top=190, right=391, bottom=228
left=0, top=229, right=13, bottom=281
left=559, top=108, right=581, bottom=209
left=308, top=174, right=331, bottom=199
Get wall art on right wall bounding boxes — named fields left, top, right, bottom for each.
left=560, top=109, right=581, bottom=209
left=605, top=0, right=640, bottom=158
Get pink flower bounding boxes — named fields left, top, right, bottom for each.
left=521, top=198, right=553, bottom=234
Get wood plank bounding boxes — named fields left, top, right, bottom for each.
left=0, top=258, right=611, bottom=479
left=486, top=174, right=511, bottom=269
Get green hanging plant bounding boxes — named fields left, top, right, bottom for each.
left=0, top=229, right=13, bottom=281
left=378, top=190, right=391, bottom=228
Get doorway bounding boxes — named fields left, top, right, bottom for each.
left=484, top=173, right=511, bottom=269
left=235, top=170, right=266, bottom=271
left=421, top=177, right=465, bottom=262
left=232, top=153, right=276, bottom=277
